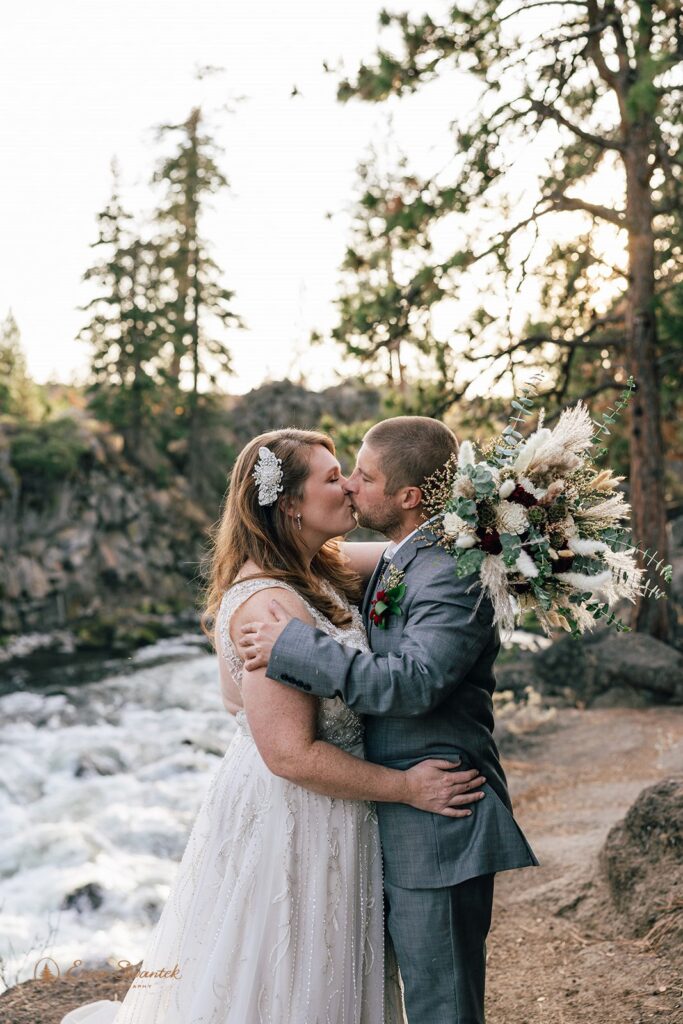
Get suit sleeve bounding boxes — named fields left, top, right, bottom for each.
left=265, top=564, right=494, bottom=717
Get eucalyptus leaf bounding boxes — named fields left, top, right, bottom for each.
left=455, top=547, right=486, bottom=577
left=500, top=532, right=521, bottom=567
left=453, top=497, right=478, bottom=524
left=467, top=463, right=496, bottom=496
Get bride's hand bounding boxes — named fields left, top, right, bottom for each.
left=404, top=759, right=486, bottom=817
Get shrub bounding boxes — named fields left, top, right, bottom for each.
left=10, top=418, right=89, bottom=492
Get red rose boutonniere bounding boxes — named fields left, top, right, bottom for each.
left=369, top=566, right=406, bottom=629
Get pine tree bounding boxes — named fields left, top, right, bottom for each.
left=0, top=310, right=43, bottom=420
left=152, top=106, right=245, bottom=490
left=79, top=161, right=168, bottom=457
left=325, top=140, right=451, bottom=399
left=335, top=1, right=682, bottom=641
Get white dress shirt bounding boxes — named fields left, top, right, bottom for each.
left=383, top=515, right=441, bottom=561
left=383, top=525, right=422, bottom=561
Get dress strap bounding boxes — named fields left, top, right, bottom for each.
left=217, top=578, right=300, bottom=688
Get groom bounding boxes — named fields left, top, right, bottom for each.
left=240, top=415, right=539, bottom=1024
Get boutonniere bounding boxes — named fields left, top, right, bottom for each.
left=369, top=566, right=406, bottom=629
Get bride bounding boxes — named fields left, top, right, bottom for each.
left=60, top=427, right=486, bottom=1024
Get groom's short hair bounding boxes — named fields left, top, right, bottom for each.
left=364, top=416, right=458, bottom=496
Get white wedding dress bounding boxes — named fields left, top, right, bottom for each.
left=60, top=577, right=405, bottom=1024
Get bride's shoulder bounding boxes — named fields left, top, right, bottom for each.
left=226, top=572, right=315, bottom=628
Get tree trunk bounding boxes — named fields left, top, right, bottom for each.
left=624, top=129, right=673, bottom=642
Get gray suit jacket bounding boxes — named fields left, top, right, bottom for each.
left=267, top=525, right=539, bottom=888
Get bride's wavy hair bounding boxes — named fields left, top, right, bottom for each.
left=201, top=428, right=363, bottom=644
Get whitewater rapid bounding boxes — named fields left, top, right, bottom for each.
left=0, top=637, right=237, bottom=991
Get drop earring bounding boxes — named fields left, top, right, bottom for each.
left=295, top=513, right=302, bottom=531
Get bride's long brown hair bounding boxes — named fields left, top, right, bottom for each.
left=201, top=428, right=363, bottom=645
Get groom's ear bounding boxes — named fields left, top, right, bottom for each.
left=399, top=485, right=423, bottom=510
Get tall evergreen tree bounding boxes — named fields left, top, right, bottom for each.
left=79, top=162, right=168, bottom=457
left=152, top=106, right=245, bottom=489
left=0, top=311, right=43, bottom=420
left=324, top=141, right=450, bottom=396
left=336, top=0, right=682, bottom=641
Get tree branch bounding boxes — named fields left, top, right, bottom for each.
left=496, top=1, right=588, bottom=24
left=529, top=99, right=624, bottom=150
left=544, top=190, right=626, bottom=226
left=585, top=0, right=624, bottom=94
left=467, top=317, right=625, bottom=364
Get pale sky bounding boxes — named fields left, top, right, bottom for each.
left=0, top=0, right=481, bottom=394
left=1, top=2, right=629, bottom=400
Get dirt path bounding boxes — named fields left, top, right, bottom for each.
left=488, top=706, right=683, bottom=1024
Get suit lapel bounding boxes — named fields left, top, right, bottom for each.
left=363, top=523, right=439, bottom=636
left=362, top=556, right=386, bottom=627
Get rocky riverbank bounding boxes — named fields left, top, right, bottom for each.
left=0, top=379, right=382, bottom=677
left=0, top=418, right=211, bottom=669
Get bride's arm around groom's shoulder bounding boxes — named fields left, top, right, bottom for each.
left=340, top=540, right=390, bottom=581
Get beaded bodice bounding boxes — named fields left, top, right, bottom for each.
left=217, top=576, right=368, bottom=754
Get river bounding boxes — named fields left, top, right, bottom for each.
left=0, top=635, right=237, bottom=990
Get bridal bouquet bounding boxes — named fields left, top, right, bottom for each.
left=424, top=377, right=672, bottom=637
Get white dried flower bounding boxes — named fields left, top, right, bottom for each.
left=496, top=500, right=529, bottom=535
left=554, top=569, right=613, bottom=595
left=548, top=401, right=594, bottom=455
left=521, top=402, right=594, bottom=475
left=575, top=492, right=630, bottom=522
left=443, top=512, right=470, bottom=537
left=480, top=552, right=507, bottom=591
left=512, top=428, right=552, bottom=473
left=516, top=549, right=539, bottom=578
left=602, top=547, right=642, bottom=603
left=567, top=537, right=609, bottom=556
left=480, top=553, right=517, bottom=633
left=529, top=445, right=582, bottom=474
left=499, top=479, right=515, bottom=499
left=457, top=440, right=475, bottom=469
left=518, top=476, right=547, bottom=500
left=252, top=446, right=284, bottom=506
left=455, top=534, right=477, bottom=549
left=451, top=476, right=476, bottom=500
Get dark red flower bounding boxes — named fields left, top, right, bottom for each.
left=478, top=528, right=502, bottom=554
left=376, top=590, right=386, bottom=600
left=508, top=484, right=537, bottom=508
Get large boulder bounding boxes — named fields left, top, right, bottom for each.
left=600, top=776, right=683, bottom=955
left=534, top=630, right=683, bottom=706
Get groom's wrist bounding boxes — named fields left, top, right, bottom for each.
left=266, top=619, right=313, bottom=685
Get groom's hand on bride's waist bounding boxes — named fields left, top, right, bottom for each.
left=240, top=599, right=293, bottom=671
